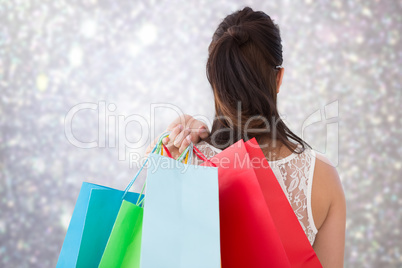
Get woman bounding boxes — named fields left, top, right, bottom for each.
left=147, top=6, right=346, bottom=267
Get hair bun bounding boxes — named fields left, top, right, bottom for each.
left=227, top=25, right=249, bottom=45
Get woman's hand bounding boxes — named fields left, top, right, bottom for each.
left=145, top=114, right=210, bottom=159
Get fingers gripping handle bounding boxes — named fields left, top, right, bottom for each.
left=122, top=131, right=214, bottom=202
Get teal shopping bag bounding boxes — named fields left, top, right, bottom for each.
left=140, top=148, right=221, bottom=268
left=56, top=183, right=142, bottom=268
left=56, top=134, right=163, bottom=268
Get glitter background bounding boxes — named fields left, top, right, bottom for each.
left=0, top=1, right=401, bottom=267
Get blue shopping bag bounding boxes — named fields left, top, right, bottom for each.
left=140, top=145, right=221, bottom=268
left=56, top=133, right=171, bottom=268
left=56, top=135, right=158, bottom=268
left=56, top=183, right=142, bottom=268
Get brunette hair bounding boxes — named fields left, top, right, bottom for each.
left=205, top=6, right=310, bottom=153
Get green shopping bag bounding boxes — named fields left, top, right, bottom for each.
left=98, top=134, right=169, bottom=268
left=98, top=200, right=144, bottom=268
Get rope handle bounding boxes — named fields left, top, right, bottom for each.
left=123, top=131, right=217, bottom=205
left=162, top=143, right=173, bottom=158
left=122, top=131, right=169, bottom=202
left=163, top=139, right=215, bottom=166
left=193, top=145, right=217, bottom=167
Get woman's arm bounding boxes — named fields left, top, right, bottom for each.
left=311, top=154, right=346, bottom=268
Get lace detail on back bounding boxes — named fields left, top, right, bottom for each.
left=193, top=141, right=318, bottom=246
left=268, top=146, right=318, bottom=246
left=192, top=141, right=222, bottom=165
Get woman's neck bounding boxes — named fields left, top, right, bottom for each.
left=255, top=135, right=297, bottom=161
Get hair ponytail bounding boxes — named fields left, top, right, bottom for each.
left=205, top=6, right=310, bottom=153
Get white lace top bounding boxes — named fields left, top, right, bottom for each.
left=192, top=141, right=318, bottom=246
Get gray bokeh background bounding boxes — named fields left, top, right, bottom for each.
left=1, top=1, right=401, bottom=267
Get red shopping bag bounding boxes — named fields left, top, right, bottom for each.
left=202, top=140, right=291, bottom=268
left=244, top=138, right=322, bottom=267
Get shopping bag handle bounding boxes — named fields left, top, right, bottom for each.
left=131, top=132, right=194, bottom=206
left=193, top=145, right=217, bottom=167
left=122, top=131, right=217, bottom=203
left=152, top=132, right=194, bottom=164
left=122, top=131, right=170, bottom=201
left=162, top=135, right=217, bottom=167
left=161, top=143, right=173, bottom=158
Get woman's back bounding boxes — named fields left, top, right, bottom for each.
left=192, top=140, right=319, bottom=246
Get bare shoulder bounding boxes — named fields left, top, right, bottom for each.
left=311, top=152, right=346, bottom=267
left=311, top=152, right=345, bottom=231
